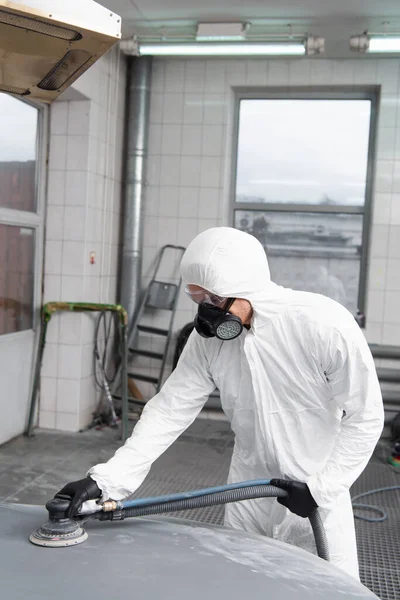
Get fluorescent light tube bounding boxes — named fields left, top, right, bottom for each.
left=368, top=37, right=400, bottom=52
left=139, top=43, right=305, bottom=56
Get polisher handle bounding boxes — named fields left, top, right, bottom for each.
left=46, top=496, right=72, bottom=520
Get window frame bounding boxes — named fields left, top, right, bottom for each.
left=0, top=94, right=49, bottom=336
left=230, top=88, right=378, bottom=316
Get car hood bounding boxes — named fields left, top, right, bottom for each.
left=0, top=503, right=377, bottom=600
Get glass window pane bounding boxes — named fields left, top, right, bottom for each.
left=0, top=224, right=35, bottom=335
left=236, top=99, right=371, bottom=206
left=0, top=93, right=38, bottom=212
left=235, top=210, right=363, bottom=314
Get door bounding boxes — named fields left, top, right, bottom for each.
left=0, top=92, right=47, bottom=445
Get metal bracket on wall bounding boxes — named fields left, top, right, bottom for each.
left=25, top=301, right=130, bottom=442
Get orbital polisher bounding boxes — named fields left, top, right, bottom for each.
left=29, top=479, right=330, bottom=561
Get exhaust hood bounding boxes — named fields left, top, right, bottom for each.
left=0, top=0, right=121, bottom=102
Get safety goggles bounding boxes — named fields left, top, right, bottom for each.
left=184, top=285, right=227, bottom=307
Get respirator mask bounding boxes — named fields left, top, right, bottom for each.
left=185, top=287, right=243, bottom=341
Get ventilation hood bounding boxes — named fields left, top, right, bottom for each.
left=0, top=0, right=121, bottom=102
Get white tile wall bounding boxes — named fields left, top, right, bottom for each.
left=43, top=275, right=61, bottom=305
left=56, top=412, right=78, bottom=432
left=165, top=60, right=185, bottom=92
left=141, top=56, right=400, bottom=357
left=178, top=187, right=199, bottom=218
left=40, top=377, right=57, bottom=412
left=182, top=125, right=202, bottom=155
left=391, top=194, right=400, bottom=224
left=62, top=241, right=85, bottom=277
left=39, top=411, right=56, bottom=429
left=386, top=259, right=400, bottom=290
left=246, top=59, right=269, bottom=85
left=375, top=160, right=394, bottom=193
left=42, top=55, right=400, bottom=421
left=58, top=344, right=83, bottom=379
left=202, top=125, right=224, bottom=157
left=65, top=171, right=88, bottom=206
left=56, top=379, right=80, bottom=413
left=384, top=291, right=400, bottom=323
left=160, top=156, right=181, bottom=186
left=59, top=313, right=83, bottom=345
left=388, top=225, right=400, bottom=257
left=382, top=323, right=400, bottom=344
left=47, top=170, right=66, bottom=206
left=40, top=46, right=126, bottom=431
left=48, top=136, right=68, bottom=170
left=44, top=241, right=63, bottom=275
left=68, top=101, right=90, bottom=136
left=180, top=157, right=201, bottom=187
left=63, top=207, right=86, bottom=242
left=61, top=276, right=84, bottom=301
left=370, top=225, right=390, bottom=258
left=163, top=94, right=184, bottom=124
left=372, top=193, right=392, bottom=224
left=367, top=290, right=385, bottom=322
left=162, top=124, right=182, bottom=155
left=183, top=94, right=204, bottom=123
left=46, top=206, right=65, bottom=241
left=159, top=187, right=179, bottom=217
left=50, top=102, right=68, bottom=135
left=184, top=61, right=206, bottom=93
left=368, top=258, right=387, bottom=290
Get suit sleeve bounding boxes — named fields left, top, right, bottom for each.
left=307, top=324, right=384, bottom=509
left=88, top=332, right=215, bottom=500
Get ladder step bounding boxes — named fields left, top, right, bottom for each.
left=129, top=349, right=164, bottom=360
left=128, top=372, right=159, bottom=385
left=137, top=325, right=169, bottom=336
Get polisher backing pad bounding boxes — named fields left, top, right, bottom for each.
left=29, top=522, right=88, bottom=548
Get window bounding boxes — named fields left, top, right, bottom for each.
left=0, top=93, right=38, bottom=212
left=0, top=224, right=35, bottom=334
left=233, top=94, right=375, bottom=317
left=0, top=92, right=42, bottom=335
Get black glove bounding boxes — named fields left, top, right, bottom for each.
left=55, top=476, right=101, bottom=517
left=270, top=479, right=317, bottom=518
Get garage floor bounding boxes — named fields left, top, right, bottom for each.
left=0, top=417, right=399, bottom=600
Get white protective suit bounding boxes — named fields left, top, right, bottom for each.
left=89, top=227, right=384, bottom=580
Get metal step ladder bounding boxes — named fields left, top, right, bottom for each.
left=127, top=244, right=186, bottom=395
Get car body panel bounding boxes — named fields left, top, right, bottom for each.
left=0, top=503, right=377, bottom=599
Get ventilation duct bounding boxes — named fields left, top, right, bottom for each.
left=120, top=57, right=152, bottom=325
left=0, top=0, right=121, bottom=102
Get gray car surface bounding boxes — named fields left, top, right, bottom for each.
left=1, top=503, right=378, bottom=599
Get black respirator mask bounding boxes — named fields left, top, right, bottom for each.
left=194, top=299, right=243, bottom=341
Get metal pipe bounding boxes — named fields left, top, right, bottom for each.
left=369, top=344, right=400, bottom=360
left=377, top=368, right=400, bottom=383
left=120, top=56, right=152, bottom=325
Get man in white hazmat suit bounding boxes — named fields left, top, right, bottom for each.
left=56, top=227, right=384, bottom=580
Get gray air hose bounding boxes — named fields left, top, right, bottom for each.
left=94, top=484, right=330, bottom=562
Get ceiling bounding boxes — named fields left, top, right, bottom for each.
left=100, top=0, right=400, bottom=58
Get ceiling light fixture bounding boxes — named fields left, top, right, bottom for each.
left=196, top=22, right=247, bottom=41
left=121, top=35, right=325, bottom=57
left=350, top=26, right=400, bottom=53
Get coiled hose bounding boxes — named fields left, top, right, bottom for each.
left=93, top=482, right=330, bottom=562
left=352, top=485, right=400, bottom=523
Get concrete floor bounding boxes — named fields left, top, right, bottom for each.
left=0, top=417, right=399, bottom=600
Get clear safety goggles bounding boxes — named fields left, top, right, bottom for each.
left=184, top=285, right=227, bottom=307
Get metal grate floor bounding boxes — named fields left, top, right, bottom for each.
left=0, top=418, right=399, bottom=598
left=351, top=447, right=400, bottom=600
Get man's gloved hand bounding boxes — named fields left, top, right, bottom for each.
left=55, top=476, right=102, bottom=517
left=270, top=479, right=317, bottom=518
